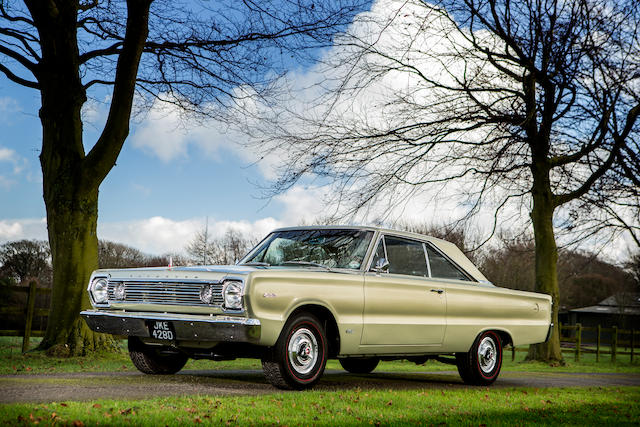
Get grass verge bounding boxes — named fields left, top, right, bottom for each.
left=1, top=386, right=638, bottom=426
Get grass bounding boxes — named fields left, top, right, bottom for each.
left=1, top=337, right=639, bottom=375
left=0, top=386, right=638, bottom=426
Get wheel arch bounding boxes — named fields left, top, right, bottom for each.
left=478, top=328, right=512, bottom=349
left=286, top=304, right=341, bottom=358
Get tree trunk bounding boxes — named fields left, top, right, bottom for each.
left=25, top=0, right=151, bottom=356
left=526, top=176, right=564, bottom=363
left=33, top=5, right=117, bottom=353
left=39, top=183, right=117, bottom=355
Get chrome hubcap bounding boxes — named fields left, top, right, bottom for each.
left=478, top=336, right=497, bottom=373
left=288, top=328, right=318, bottom=375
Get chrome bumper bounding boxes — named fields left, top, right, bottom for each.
left=545, top=322, right=554, bottom=342
left=80, top=310, right=261, bottom=343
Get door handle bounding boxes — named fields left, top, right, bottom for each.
left=430, top=289, right=444, bottom=294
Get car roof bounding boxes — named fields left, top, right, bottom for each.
left=271, top=225, right=489, bottom=283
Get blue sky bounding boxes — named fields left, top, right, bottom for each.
left=0, top=1, right=378, bottom=255
left=0, top=78, right=298, bottom=253
left=1, top=0, right=635, bottom=261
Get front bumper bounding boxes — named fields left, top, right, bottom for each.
left=80, top=310, right=261, bottom=343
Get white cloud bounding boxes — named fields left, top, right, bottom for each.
left=0, top=218, right=47, bottom=242
left=0, top=215, right=284, bottom=256
left=98, top=216, right=283, bottom=255
left=130, top=96, right=241, bottom=163
left=0, top=146, right=29, bottom=188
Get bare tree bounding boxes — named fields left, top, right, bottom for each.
left=186, top=228, right=254, bottom=265
left=246, top=0, right=640, bottom=362
left=0, top=0, right=364, bottom=354
left=0, top=239, right=51, bottom=285
left=185, top=227, right=215, bottom=265
left=98, top=240, right=147, bottom=269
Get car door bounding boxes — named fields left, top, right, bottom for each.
left=361, top=235, right=446, bottom=347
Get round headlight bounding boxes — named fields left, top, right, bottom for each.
left=90, top=278, right=108, bottom=304
left=114, top=282, right=126, bottom=300
left=200, top=284, right=215, bottom=304
left=223, top=281, right=243, bottom=310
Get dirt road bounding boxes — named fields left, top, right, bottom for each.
left=1, top=370, right=638, bottom=404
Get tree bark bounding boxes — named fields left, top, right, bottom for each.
left=526, top=165, right=564, bottom=363
left=40, top=183, right=117, bottom=355
left=25, top=0, right=152, bottom=355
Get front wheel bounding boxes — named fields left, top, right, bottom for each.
left=262, top=313, right=328, bottom=390
left=128, top=337, right=188, bottom=375
left=339, top=357, right=379, bottom=374
left=456, top=331, right=503, bottom=386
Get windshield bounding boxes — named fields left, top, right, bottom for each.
left=241, top=229, right=374, bottom=270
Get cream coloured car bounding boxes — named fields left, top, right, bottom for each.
left=81, top=226, right=552, bottom=389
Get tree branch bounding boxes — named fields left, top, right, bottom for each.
left=85, top=0, right=153, bottom=188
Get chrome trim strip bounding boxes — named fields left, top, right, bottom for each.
left=423, top=242, right=432, bottom=278
left=80, top=310, right=260, bottom=325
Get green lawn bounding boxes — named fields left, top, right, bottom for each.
left=1, top=387, right=638, bottom=426
left=1, top=337, right=639, bottom=375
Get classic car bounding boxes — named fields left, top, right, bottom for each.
left=81, top=226, right=552, bottom=389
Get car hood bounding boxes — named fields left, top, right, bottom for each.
left=94, top=265, right=260, bottom=282
left=94, top=264, right=354, bottom=282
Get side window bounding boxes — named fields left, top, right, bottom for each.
left=425, top=244, right=470, bottom=281
left=384, top=236, right=428, bottom=277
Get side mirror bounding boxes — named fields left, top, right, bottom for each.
left=372, top=257, right=390, bottom=273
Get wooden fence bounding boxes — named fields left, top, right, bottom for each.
left=511, top=323, right=638, bottom=363
left=0, top=280, right=50, bottom=353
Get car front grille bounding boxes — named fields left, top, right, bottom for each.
left=107, top=280, right=224, bottom=307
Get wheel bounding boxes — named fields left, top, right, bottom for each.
left=128, top=337, right=188, bottom=374
left=456, top=331, right=503, bottom=385
left=339, top=357, right=379, bottom=374
left=262, top=313, right=328, bottom=390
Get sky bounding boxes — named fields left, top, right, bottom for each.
left=0, top=0, right=636, bottom=261
left=0, top=1, right=384, bottom=256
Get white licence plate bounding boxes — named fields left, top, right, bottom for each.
left=148, top=320, right=175, bottom=340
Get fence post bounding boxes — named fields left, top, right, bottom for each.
left=631, top=329, right=635, bottom=363
left=512, top=345, right=515, bottom=362
left=596, top=324, right=601, bottom=363
left=22, top=280, right=38, bottom=353
left=575, top=323, right=582, bottom=362
left=612, top=326, right=618, bottom=363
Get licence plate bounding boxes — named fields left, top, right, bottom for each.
left=148, top=320, right=175, bottom=341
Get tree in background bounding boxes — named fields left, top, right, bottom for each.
left=186, top=228, right=254, bottom=266
left=247, top=0, right=640, bottom=362
left=0, top=0, right=364, bottom=355
left=0, top=240, right=51, bottom=286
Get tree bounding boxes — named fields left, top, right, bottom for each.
left=0, top=0, right=363, bottom=354
left=98, top=240, right=146, bottom=269
left=186, top=227, right=253, bottom=265
left=0, top=239, right=51, bottom=285
left=246, top=0, right=640, bottom=362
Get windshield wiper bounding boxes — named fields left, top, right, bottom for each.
left=280, top=261, right=332, bottom=270
left=242, top=261, right=271, bottom=266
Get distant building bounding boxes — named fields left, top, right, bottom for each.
left=561, top=293, right=640, bottom=342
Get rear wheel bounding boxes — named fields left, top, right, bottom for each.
left=262, top=313, right=328, bottom=390
left=456, top=331, right=503, bottom=385
left=128, top=337, right=188, bottom=375
left=339, top=357, right=379, bottom=374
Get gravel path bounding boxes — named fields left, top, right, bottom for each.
left=1, top=370, right=638, bottom=404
